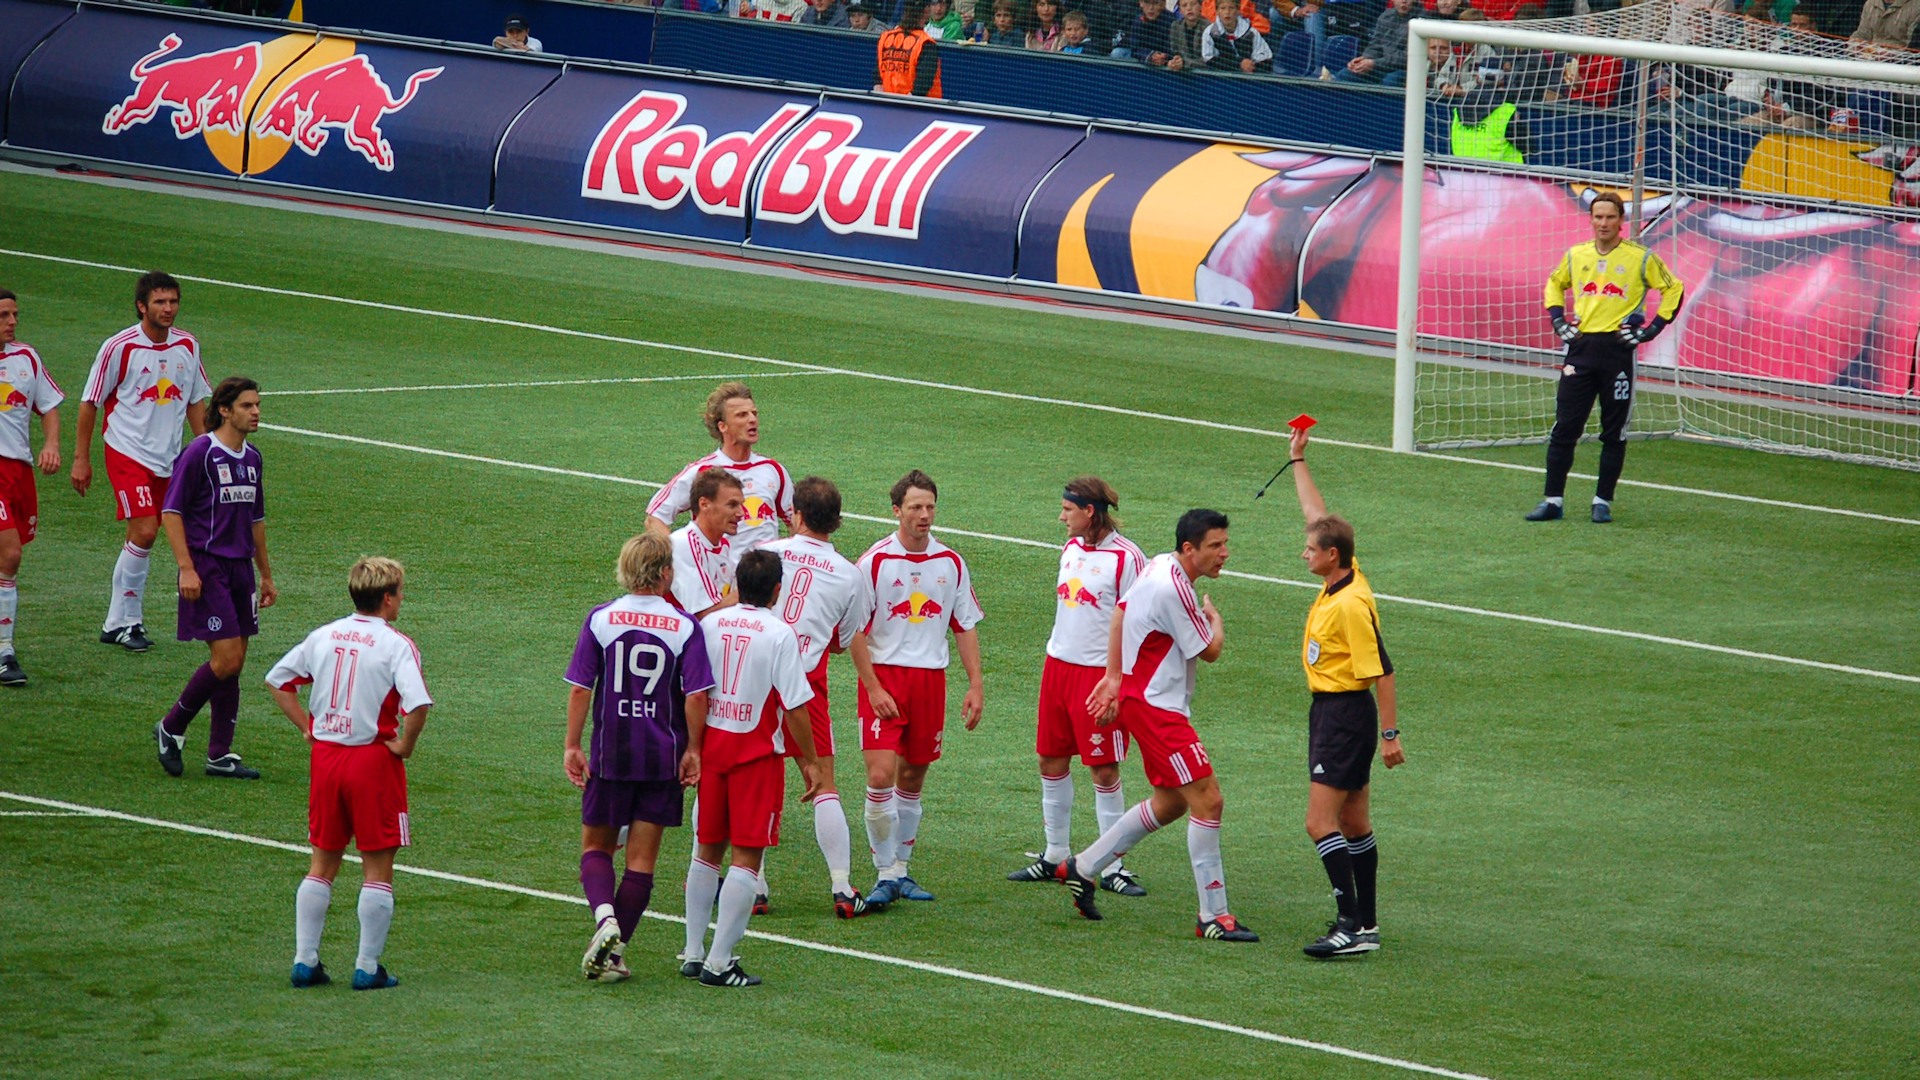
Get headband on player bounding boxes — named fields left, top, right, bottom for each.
left=1063, top=489, right=1112, bottom=512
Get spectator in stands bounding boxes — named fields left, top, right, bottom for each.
left=1451, top=10, right=1502, bottom=83
left=750, top=0, right=812, bottom=20
left=982, top=0, right=1027, bottom=42
left=1059, top=10, right=1101, bottom=50
left=1495, top=4, right=1561, bottom=101
left=849, top=2, right=890, bottom=30
left=801, top=0, right=855, bottom=26
left=1469, top=0, right=1524, bottom=20
left=1067, top=0, right=1138, bottom=53
left=1852, top=0, right=1920, bottom=49
left=1561, top=50, right=1624, bottom=107
left=924, top=0, right=966, bottom=37
left=1030, top=0, right=1067, bottom=48
left=1127, top=0, right=1182, bottom=62
left=1428, top=0, right=1463, bottom=18
left=1334, top=0, right=1414, bottom=84
left=492, top=16, right=543, bottom=53
left=1203, top=0, right=1271, bottom=33
left=1428, top=38, right=1481, bottom=96
left=1168, top=0, right=1211, bottom=68
left=1203, top=2, right=1275, bottom=71
left=1267, top=1, right=1329, bottom=75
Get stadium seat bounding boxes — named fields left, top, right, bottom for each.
left=1277, top=31, right=1316, bottom=78
left=1320, top=35, right=1358, bottom=77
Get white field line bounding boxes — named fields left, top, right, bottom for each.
left=0, top=791, right=1493, bottom=1080
left=262, top=422, right=1920, bottom=686
left=0, top=810, right=92, bottom=817
left=7, top=248, right=1913, bottom=528
left=266, top=372, right=835, bottom=396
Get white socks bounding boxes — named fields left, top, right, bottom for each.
left=293, top=875, right=331, bottom=966
left=683, top=856, right=721, bottom=963
left=1039, top=772, right=1073, bottom=862
left=1078, top=800, right=1162, bottom=878
left=864, top=786, right=897, bottom=876
left=355, top=882, right=394, bottom=976
left=1188, top=817, right=1227, bottom=922
left=104, top=541, right=150, bottom=632
left=813, top=793, right=853, bottom=894
left=704, top=866, right=757, bottom=974
left=893, top=789, right=923, bottom=874
left=0, top=576, right=15, bottom=657
left=1093, top=778, right=1127, bottom=871
left=1544, top=496, right=1565, bottom=508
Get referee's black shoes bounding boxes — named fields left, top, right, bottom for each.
left=1303, top=916, right=1372, bottom=959
left=1524, top=500, right=1563, bottom=521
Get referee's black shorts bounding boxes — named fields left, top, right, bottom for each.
left=1308, top=690, right=1378, bottom=791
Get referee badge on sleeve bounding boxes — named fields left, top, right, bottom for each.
left=1306, top=639, right=1321, bottom=665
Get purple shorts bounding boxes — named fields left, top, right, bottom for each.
left=582, top=776, right=685, bottom=829
left=178, top=554, right=257, bottom=643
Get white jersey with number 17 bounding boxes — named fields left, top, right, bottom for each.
left=699, top=605, right=813, bottom=771
left=760, top=535, right=870, bottom=671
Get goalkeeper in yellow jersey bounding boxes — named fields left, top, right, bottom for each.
left=1527, top=192, right=1684, bottom=525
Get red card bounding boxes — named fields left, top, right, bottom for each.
left=1288, top=414, right=1317, bottom=432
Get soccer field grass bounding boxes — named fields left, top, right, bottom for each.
left=1, top=167, right=1916, bottom=1080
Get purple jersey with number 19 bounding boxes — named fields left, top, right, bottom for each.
left=564, top=593, right=716, bottom=782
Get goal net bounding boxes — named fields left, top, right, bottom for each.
left=1394, top=0, right=1920, bottom=470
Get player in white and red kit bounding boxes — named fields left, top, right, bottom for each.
left=669, top=468, right=744, bottom=618
left=760, top=477, right=875, bottom=917
left=0, top=290, right=65, bottom=688
left=1060, top=509, right=1258, bottom=942
left=681, top=550, right=821, bottom=987
left=1006, top=477, right=1149, bottom=896
left=266, top=556, right=432, bottom=991
left=851, top=470, right=983, bottom=907
left=648, top=381, right=792, bottom=559
left=72, top=271, right=210, bottom=653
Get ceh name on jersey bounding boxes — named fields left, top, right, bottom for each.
left=582, top=91, right=981, bottom=240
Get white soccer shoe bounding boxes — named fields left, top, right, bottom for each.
left=582, top=918, right=621, bottom=980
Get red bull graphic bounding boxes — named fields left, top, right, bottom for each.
left=583, top=91, right=809, bottom=216
left=0, top=383, right=28, bottom=411
left=741, top=495, right=775, bottom=523
left=100, top=34, right=260, bottom=139
left=1601, top=282, right=1627, bottom=298
left=1057, top=577, right=1101, bottom=609
left=251, top=54, right=442, bottom=171
left=887, top=593, right=944, bottom=623
left=135, top=378, right=185, bottom=405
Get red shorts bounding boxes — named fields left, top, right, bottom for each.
left=105, top=445, right=167, bottom=521
left=0, top=458, right=38, bottom=543
left=308, top=741, right=410, bottom=853
left=858, top=664, right=946, bottom=765
left=1119, top=697, right=1213, bottom=790
left=784, top=655, right=834, bottom=759
left=1035, top=656, right=1128, bottom=767
left=697, top=753, right=785, bottom=849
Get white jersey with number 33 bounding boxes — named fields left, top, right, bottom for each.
left=266, top=614, right=432, bottom=747
left=760, top=535, right=870, bottom=671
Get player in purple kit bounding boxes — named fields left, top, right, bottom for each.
left=153, top=377, right=276, bottom=780
left=564, top=532, right=715, bottom=982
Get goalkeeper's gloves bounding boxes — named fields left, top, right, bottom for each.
left=1617, top=313, right=1667, bottom=345
left=1547, top=306, right=1579, bottom=343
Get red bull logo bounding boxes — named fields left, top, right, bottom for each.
left=886, top=592, right=943, bottom=624
left=1579, top=281, right=1600, bottom=296
left=1057, top=577, right=1100, bottom=609
left=742, top=495, right=775, bottom=523
left=135, top=378, right=184, bottom=405
left=0, top=383, right=27, bottom=411
left=582, top=91, right=980, bottom=239
left=101, top=34, right=437, bottom=175
left=1601, top=282, right=1627, bottom=298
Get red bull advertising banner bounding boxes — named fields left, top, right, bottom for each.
left=9, top=6, right=553, bottom=208
left=0, top=0, right=75, bottom=139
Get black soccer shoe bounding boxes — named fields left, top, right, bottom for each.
left=1196, top=915, right=1260, bottom=942
left=1007, top=857, right=1059, bottom=883
left=699, top=962, right=762, bottom=988
left=290, top=962, right=331, bottom=988
left=0, top=653, right=25, bottom=687
left=679, top=958, right=704, bottom=979
left=1100, top=867, right=1147, bottom=897
left=832, top=890, right=871, bottom=919
left=102, top=623, right=153, bottom=652
left=1591, top=502, right=1613, bottom=524
left=155, top=720, right=184, bottom=777
left=1303, top=916, right=1369, bottom=959
left=205, top=753, right=261, bottom=780
left=1524, top=501, right=1564, bottom=522
left=1056, top=857, right=1102, bottom=921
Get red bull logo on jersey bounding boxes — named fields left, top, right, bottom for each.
left=1057, top=577, right=1101, bottom=609
left=0, top=384, right=27, bottom=411
left=582, top=91, right=980, bottom=239
left=887, top=592, right=944, bottom=624
left=100, top=33, right=437, bottom=176
left=1601, top=282, right=1627, bottom=298
left=135, top=378, right=185, bottom=405
left=742, top=495, right=776, bottom=524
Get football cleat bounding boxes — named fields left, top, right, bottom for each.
left=581, top=918, right=621, bottom=979
left=1006, top=857, right=1059, bottom=882
left=752, top=893, right=771, bottom=916
left=1303, top=916, right=1368, bottom=959
left=290, top=961, right=330, bottom=988
left=205, top=753, right=260, bottom=780
left=1100, top=867, right=1147, bottom=897
left=101, top=624, right=153, bottom=652
left=1524, top=501, right=1564, bottom=522
left=699, top=962, right=761, bottom=988
left=154, top=721, right=184, bottom=777
left=1196, top=914, right=1260, bottom=942
left=1354, top=926, right=1381, bottom=952
left=1056, top=857, right=1102, bottom=921
left=351, top=965, right=399, bottom=990
left=894, top=875, right=935, bottom=902
left=1591, top=502, right=1613, bottom=524
left=865, top=878, right=901, bottom=908
left=832, top=890, right=870, bottom=919
left=600, top=944, right=632, bottom=983
left=0, top=653, right=25, bottom=687
left=679, top=956, right=705, bottom=979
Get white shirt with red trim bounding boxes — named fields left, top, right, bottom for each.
left=699, top=604, right=814, bottom=772
left=82, top=324, right=211, bottom=477
left=857, top=533, right=983, bottom=670
left=761, top=535, right=871, bottom=671
left=647, top=449, right=793, bottom=555
left=1045, top=531, right=1146, bottom=669
left=1118, top=554, right=1214, bottom=717
left=670, top=522, right=734, bottom=614
left=266, top=614, right=432, bottom=747
left=0, top=343, right=64, bottom=464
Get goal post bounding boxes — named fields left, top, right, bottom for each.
left=1393, top=6, right=1920, bottom=470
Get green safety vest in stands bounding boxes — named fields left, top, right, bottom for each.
left=1451, top=103, right=1524, bottom=164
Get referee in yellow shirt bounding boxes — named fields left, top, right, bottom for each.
left=1288, top=424, right=1402, bottom=960
left=1528, top=191, right=1684, bottom=525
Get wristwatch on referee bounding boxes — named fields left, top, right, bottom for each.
left=1381, top=728, right=1400, bottom=742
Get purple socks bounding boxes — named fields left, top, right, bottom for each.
left=614, top=871, right=653, bottom=941
left=162, top=663, right=222, bottom=738
left=581, top=850, right=617, bottom=916
left=207, top=675, right=240, bottom=759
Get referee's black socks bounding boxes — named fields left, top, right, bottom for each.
left=1346, top=833, right=1378, bottom=928
left=1314, top=832, right=1358, bottom=924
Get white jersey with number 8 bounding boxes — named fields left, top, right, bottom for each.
left=760, top=535, right=870, bottom=671
left=266, top=614, right=432, bottom=747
